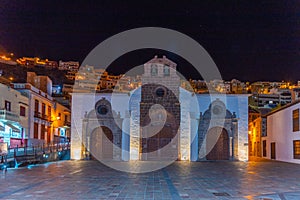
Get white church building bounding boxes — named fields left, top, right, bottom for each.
left=70, top=56, right=249, bottom=162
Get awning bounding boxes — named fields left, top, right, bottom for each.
left=5, top=123, right=20, bottom=133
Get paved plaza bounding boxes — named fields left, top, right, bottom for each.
left=0, top=160, right=300, bottom=200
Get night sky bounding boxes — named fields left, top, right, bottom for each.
left=0, top=1, right=299, bottom=82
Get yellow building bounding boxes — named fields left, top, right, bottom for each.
left=248, top=116, right=267, bottom=157
left=11, top=72, right=71, bottom=146
left=249, top=117, right=261, bottom=157
left=52, top=102, right=71, bottom=143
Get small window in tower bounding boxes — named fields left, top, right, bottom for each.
left=164, top=65, right=170, bottom=76
left=151, top=65, right=158, bottom=76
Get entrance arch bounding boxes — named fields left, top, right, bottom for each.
left=206, top=127, right=229, bottom=160
left=90, top=126, right=114, bottom=160
left=198, top=99, right=238, bottom=161
left=82, top=97, right=123, bottom=161
left=140, top=109, right=179, bottom=161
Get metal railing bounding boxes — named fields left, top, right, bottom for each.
left=5, top=142, right=70, bottom=160
left=64, top=121, right=71, bottom=127
left=34, top=112, right=51, bottom=122
left=0, top=109, right=20, bottom=122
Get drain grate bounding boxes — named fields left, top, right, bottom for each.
left=212, top=192, right=231, bottom=197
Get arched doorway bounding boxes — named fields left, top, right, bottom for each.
left=198, top=99, right=238, bottom=161
left=90, top=126, right=113, bottom=160
left=206, top=127, right=229, bottom=160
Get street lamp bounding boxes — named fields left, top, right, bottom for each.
left=50, top=116, right=61, bottom=144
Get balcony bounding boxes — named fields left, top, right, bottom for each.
left=64, top=121, right=71, bottom=127
left=42, top=114, right=48, bottom=121
left=33, top=112, right=52, bottom=126
left=34, top=112, right=51, bottom=122
left=34, top=111, right=41, bottom=118
left=0, top=109, right=20, bottom=122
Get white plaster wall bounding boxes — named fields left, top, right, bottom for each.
left=179, top=88, right=200, bottom=160
left=70, top=92, right=130, bottom=159
left=128, top=88, right=141, bottom=160
left=266, top=103, right=300, bottom=164
left=71, top=90, right=249, bottom=161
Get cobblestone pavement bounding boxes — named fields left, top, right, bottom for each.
left=0, top=160, right=300, bottom=200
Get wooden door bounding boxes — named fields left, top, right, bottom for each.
left=206, top=127, right=229, bottom=160
left=90, top=126, right=113, bottom=160
left=271, top=142, right=276, bottom=159
left=141, top=124, right=178, bottom=160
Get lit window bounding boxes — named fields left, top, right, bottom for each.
left=293, top=109, right=299, bottom=132
left=293, top=140, right=300, bottom=159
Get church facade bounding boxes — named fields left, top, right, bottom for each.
left=71, top=56, right=249, bottom=162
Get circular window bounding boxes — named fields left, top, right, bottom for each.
left=155, top=88, right=165, bottom=97
left=97, top=105, right=108, bottom=115
left=212, top=105, right=223, bottom=115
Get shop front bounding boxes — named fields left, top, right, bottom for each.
left=0, top=122, right=25, bottom=148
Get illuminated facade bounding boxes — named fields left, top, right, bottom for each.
left=0, top=83, right=29, bottom=147
left=248, top=116, right=267, bottom=157
left=263, top=100, right=300, bottom=164
left=73, top=65, right=140, bottom=92
left=0, top=54, right=17, bottom=65
left=71, top=56, right=249, bottom=161
left=52, top=102, right=71, bottom=143
left=27, top=72, right=53, bottom=96
left=16, top=57, right=57, bottom=68
left=58, top=60, right=80, bottom=71
left=11, top=83, right=54, bottom=145
left=11, top=73, right=71, bottom=146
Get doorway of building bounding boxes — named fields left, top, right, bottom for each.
left=206, top=127, right=229, bottom=160
left=140, top=125, right=178, bottom=160
left=271, top=142, right=276, bottom=159
left=90, top=126, right=113, bottom=160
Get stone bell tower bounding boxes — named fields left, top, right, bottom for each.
left=139, top=56, right=181, bottom=160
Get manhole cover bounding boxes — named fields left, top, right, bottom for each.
left=212, top=192, right=231, bottom=197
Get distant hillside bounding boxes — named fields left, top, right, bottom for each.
left=0, top=63, right=74, bottom=85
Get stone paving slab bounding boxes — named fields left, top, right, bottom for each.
left=0, top=160, right=300, bottom=199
